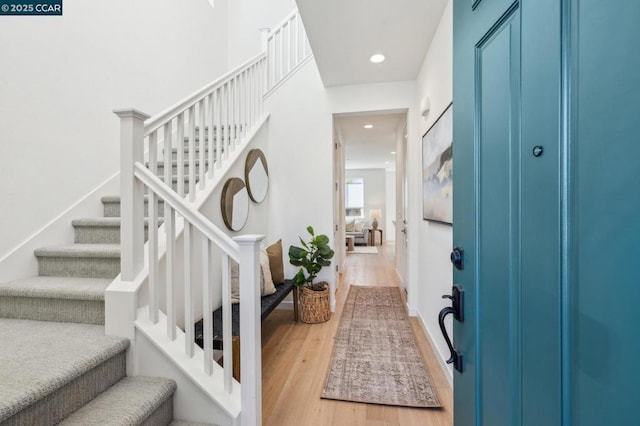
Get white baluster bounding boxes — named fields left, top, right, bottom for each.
left=229, top=77, right=238, bottom=151
left=202, top=235, right=213, bottom=375
left=184, top=222, right=194, bottom=357
left=252, top=64, right=257, bottom=120
left=165, top=205, right=176, bottom=340
left=285, top=20, right=291, bottom=74
left=255, top=63, right=260, bottom=118
left=293, top=14, right=300, bottom=66
left=223, top=83, right=230, bottom=161
left=278, top=30, right=284, bottom=81
left=268, top=36, right=274, bottom=90
left=236, top=75, right=241, bottom=143
left=148, top=130, right=159, bottom=324
left=188, top=105, right=196, bottom=200
left=199, top=99, right=206, bottom=189
left=177, top=113, right=185, bottom=197
left=221, top=252, right=232, bottom=393
left=216, top=88, right=222, bottom=169
left=259, top=59, right=265, bottom=115
left=208, top=92, right=215, bottom=178
left=240, top=71, right=246, bottom=138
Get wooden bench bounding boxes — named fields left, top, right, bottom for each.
left=194, top=279, right=299, bottom=380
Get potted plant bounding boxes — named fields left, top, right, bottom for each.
left=288, top=226, right=335, bottom=323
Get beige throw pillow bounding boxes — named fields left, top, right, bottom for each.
left=345, top=219, right=356, bottom=232
left=266, top=239, right=285, bottom=284
left=260, top=248, right=276, bottom=296
left=230, top=248, right=276, bottom=304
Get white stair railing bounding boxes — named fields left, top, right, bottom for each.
left=115, top=107, right=263, bottom=426
left=265, top=9, right=312, bottom=93
left=145, top=52, right=266, bottom=201
left=112, top=8, right=313, bottom=426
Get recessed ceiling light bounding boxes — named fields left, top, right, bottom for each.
left=385, top=161, right=390, bottom=164
left=391, top=151, right=396, bottom=154
left=363, top=124, right=373, bottom=129
left=370, top=54, right=385, bottom=64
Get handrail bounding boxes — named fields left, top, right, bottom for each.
left=112, top=8, right=312, bottom=426
left=267, top=9, right=298, bottom=40
left=133, top=163, right=240, bottom=261
left=145, top=52, right=266, bottom=136
left=265, top=9, right=311, bottom=92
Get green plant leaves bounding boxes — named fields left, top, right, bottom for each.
left=315, top=234, right=329, bottom=245
left=292, top=269, right=307, bottom=287
left=288, top=225, right=335, bottom=288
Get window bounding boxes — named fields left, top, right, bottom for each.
left=345, top=178, right=364, bottom=217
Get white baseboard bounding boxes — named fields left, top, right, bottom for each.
left=407, top=303, right=418, bottom=317
left=414, top=309, right=453, bottom=388
left=276, top=300, right=294, bottom=310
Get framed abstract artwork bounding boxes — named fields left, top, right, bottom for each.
left=422, top=103, right=453, bottom=224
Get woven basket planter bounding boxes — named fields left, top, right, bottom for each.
left=299, top=283, right=330, bottom=324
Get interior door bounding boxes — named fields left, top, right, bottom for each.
left=397, top=122, right=409, bottom=291
left=452, top=0, right=562, bottom=424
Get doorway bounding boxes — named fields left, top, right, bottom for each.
left=332, top=110, right=407, bottom=285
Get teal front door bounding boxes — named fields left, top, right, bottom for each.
left=452, top=1, right=640, bottom=425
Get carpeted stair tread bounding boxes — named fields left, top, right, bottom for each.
left=150, top=159, right=209, bottom=166
left=0, top=276, right=109, bottom=301
left=72, top=217, right=162, bottom=245
left=170, top=421, right=217, bottom=426
left=72, top=217, right=123, bottom=227
left=101, top=195, right=132, bottom=203
left=0, top=318, right=129, bottom=422
left=34, top=244, right=120, bottom=258
left=101, top=195, right=165, bottom=218
left=59, top=376, right=176, bottom=425
left=101, top=195, right=163, bottom=203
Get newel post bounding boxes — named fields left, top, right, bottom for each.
left=234, top=234, right=265, bottom=426
left=114, top=109, right=150, bottom=281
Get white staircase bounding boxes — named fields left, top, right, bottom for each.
left=0, top=8, right=312, bottom=426
left=107, top=9, right=312, bottom=426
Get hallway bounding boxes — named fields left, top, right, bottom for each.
left=261, top=242, right=453, bottom=425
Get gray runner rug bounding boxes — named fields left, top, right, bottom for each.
left=321, top=286, right=442, bottom=408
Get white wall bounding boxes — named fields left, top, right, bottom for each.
left=263, top=59, right=335, bottom=307
left=412, top=0, right=454, bottom=382
left=345, top=168, right=386, bottom=234
left=265, top=57, right=418, bottom=312
left=385, top=170, right=396, bottom=241
left=0, top=0, right=228, bottom=258
left=226, top=0, right=296, bottom=66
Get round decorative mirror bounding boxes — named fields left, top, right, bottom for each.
left=245, top=149, right=269, bottom=203
left=221, top=177, right=249, bottom=231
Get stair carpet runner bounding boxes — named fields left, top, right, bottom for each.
left=0, top=138, right=216, bottom=425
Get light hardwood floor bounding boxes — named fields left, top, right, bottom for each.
left=261, top=242, right=453, bottom=426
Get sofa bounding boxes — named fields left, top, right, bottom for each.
left=345, top=217, right=370, bottom=246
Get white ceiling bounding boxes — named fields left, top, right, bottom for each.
left=336, top=112, right=406, bottom=171
left=297, top=0, right=445, bottom=171
left=296, top=0, right=448, bottom=87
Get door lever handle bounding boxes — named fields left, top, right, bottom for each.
left=442, top=284, right=464, bottom=322
left=437, top=285, right=464, bottom=373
